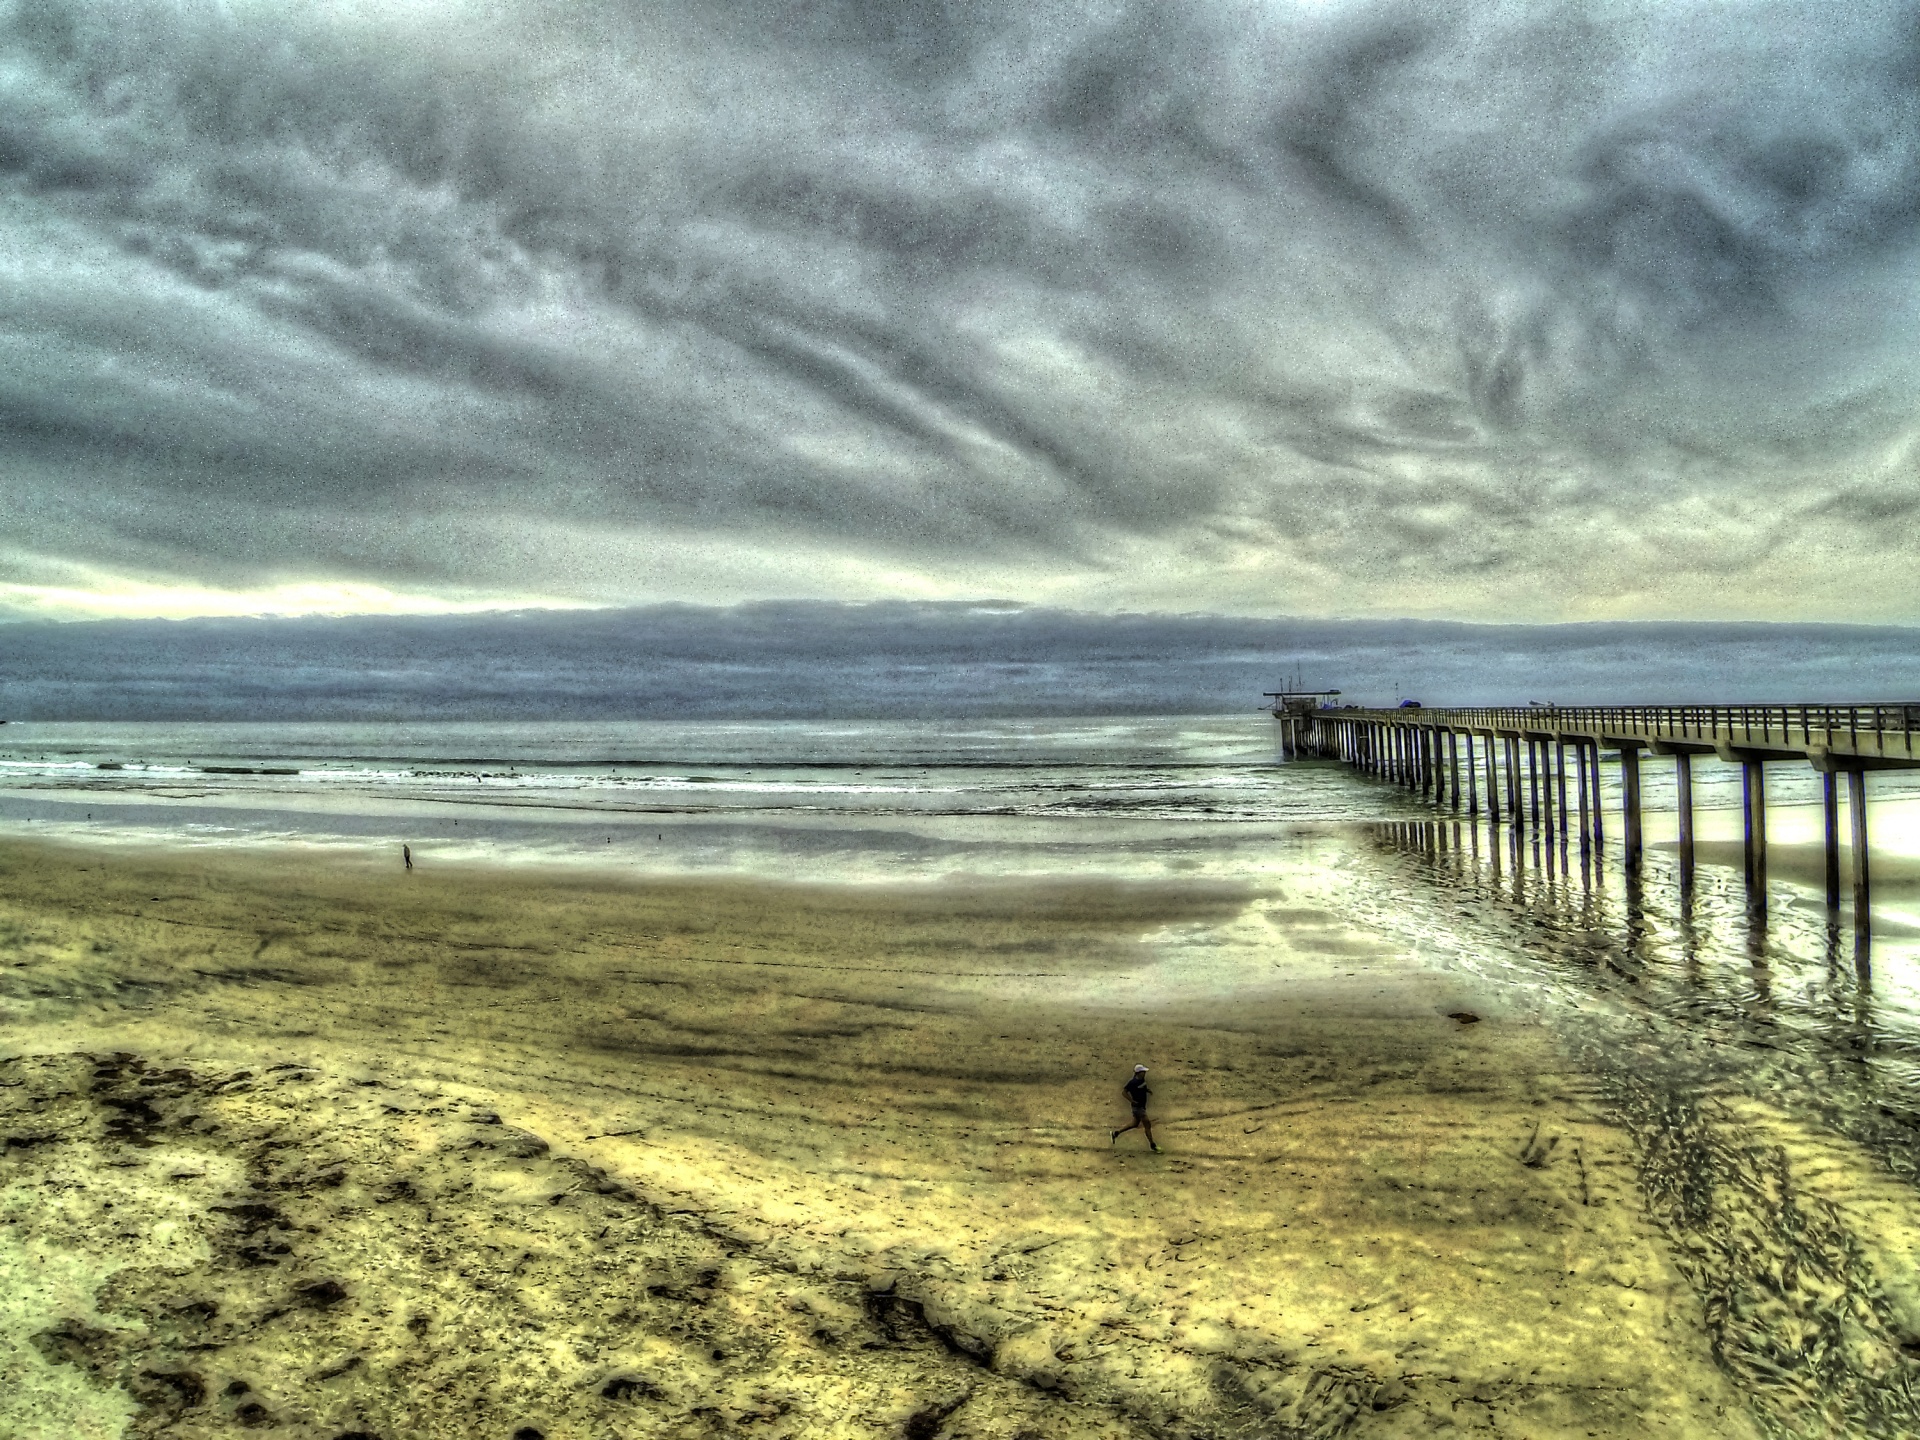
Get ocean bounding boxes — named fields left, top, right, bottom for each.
left=0, top=715, right=1385, bottom=884
left=4, top=712, right=1920, bottom=869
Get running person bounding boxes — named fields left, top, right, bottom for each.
left=1111, top=1064, right=1159, bottom=1151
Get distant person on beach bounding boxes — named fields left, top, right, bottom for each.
left=403, top=844, right=413, bottom=871
left=1112, top=1064, right=1159, bottom=1151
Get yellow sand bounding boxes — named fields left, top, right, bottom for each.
left=0, top=839, right=1763, bottom=1438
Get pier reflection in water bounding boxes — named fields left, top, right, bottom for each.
left=1353, top=814, right=1920, bottom=1437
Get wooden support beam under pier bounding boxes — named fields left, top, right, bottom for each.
left=1619, top=747, right=1643, bottom=870
left=1540, top=739, right=1556, bottom=844
left=1741, top=760, right=1768, bottom=916
left=1849, top=768, right=1871, bottom=940
left=1823, top=771, right=1841, bottom=914
left=1674, top=752, right=1694, bottom=891
left=1506, top=736, right=1524, bottom=828
left=1555, top=742, right=1570, bottom=858
left=1590, top=741, right=1605, bottom=849
left=1576, top=743, right=1591, bottom=857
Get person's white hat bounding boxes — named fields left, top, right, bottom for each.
left=1134, top=1064, right=1148, bottom=1072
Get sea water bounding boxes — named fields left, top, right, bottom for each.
left=6, top=715, right=1920, bottom=863
left=0, top=716, right=1398, bottom=883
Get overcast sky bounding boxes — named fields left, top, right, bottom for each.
left=9, top=607, right=1918, bottom=717
left=7, top=0, right=1920, bottom=623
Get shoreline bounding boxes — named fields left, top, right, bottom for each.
left=1, top=836, right=1765, bottom=1436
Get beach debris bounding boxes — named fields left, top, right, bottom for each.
left=600, top=1374, right=664, bottom=1401
left=1445, top=1010, right=1482, bottom=1025
left=130, top=1368, right=206, bottom=1413
left=499, top=1128, right=551, bottom=1158
left=1518, top=1122, right=1559, bottom=1169
left=296, top=1279, right=350, bottom=1310
left=904, top=1390, right=972, bottom=1439
left=30, top=1318, right=115, bottom=1369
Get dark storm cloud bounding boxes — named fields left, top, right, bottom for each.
left=4, top=604, right=1917, bottom=720
left=6, top=0, right=1920, bottom=612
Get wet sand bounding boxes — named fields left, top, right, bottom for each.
left=0, top=839, right=1766, bottom=1438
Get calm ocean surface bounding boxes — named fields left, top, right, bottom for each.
left=0, top=716, right=1391, bottom=882
left=5, top=714, right=1920, bottom=874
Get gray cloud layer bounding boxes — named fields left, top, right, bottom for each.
left=7, top=0, right=1920, bottom=616
left=3, top=604, right=1917, bottom=719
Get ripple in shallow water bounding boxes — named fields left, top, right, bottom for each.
left=1354, top=818, right=1920, bottom=1438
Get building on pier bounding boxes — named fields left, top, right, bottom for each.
left=1262, top=690, right=1340, bottom=760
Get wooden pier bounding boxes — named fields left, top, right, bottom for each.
left=1273, top=700, right=1920, bottom=939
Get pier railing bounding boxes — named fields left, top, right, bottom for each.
left=1315, top=703, right=1920, bottom=762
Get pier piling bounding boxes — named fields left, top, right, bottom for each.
left=1590, top=743, right=1605, bottom=849
left=1823, top=771, right=1841, bottom=914
left=1540, top=740, right=1556, bottom=844
left=1849, top=768, right=1871, bottom=940
left=1555, top=742, right=1570, bottom=859
left=1576, top=744, right=1591, bottom=858
left=1619, top=747, right=1643, bottom=870
left=1506, top=737, right=1523, bottom=828
left=1742, top=761, right=1768, bottom=916
left=1674, top=752, right=1694, bottom=892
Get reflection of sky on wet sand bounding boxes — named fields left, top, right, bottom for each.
left=1348, top=811, right=1920, bottom=1434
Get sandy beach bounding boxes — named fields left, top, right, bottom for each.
left=0, top=835, right=1800, bottom=1439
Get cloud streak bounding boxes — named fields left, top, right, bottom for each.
left=5, top=0, right=1920, bottom=618
left=4, top=604, right=1918, bottom=720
